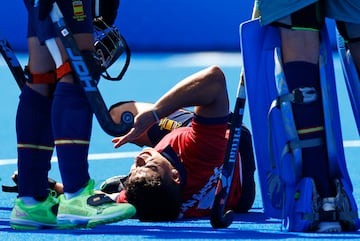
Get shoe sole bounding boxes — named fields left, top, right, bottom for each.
left=317, top=228, right=342, bottom=233
left=10, top=218, right=57, bottom=230
left=317, top=222, right=342, bottom=233
left=56, top=206, right=136, bottom=229
left=10, top=207, right=135, bottom=230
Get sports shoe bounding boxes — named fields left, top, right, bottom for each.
left=333, top=179, right=359, bottom=231
left=10, top=192, right=59, bottom=230
left=57, top=179, right=136, bottom=229
left=317, top=197, right=342, bottom=232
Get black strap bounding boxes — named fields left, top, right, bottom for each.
left=87, top=193, right=115, bottom=206
left=160, top=145, right=187, bottom=187
left=2, top=185, right=18, bottom=193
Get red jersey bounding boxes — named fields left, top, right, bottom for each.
left=154, top=117, right=242, bottom=218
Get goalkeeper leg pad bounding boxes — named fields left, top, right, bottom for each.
left=240, top=19, right=358, bottom=223
left=336, top=31, right=360, bottom=135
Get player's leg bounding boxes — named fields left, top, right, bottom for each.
left=275, top=3, right=342, bottom=232
left=240, top=9, right=359, bottom=232
left=46, top=0, right=135, bottom=228
left=10, top=0, right=58, bottom=229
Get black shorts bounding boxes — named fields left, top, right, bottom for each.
left=337, top=21, right=360, bottom=43
left=272, top=2, right=324, bottom=31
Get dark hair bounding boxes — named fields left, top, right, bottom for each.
left=125, top=171, right=182, bottom=222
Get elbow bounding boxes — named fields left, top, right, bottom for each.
left=208, top=65, right=225, bottom=78
left=207, top=65, right=226, bottom=88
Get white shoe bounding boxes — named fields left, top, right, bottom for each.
left=317, top=197, right=342, bottom=232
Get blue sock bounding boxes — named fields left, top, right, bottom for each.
left=52, top=82, right=92, bottom=193
left=284, top=61, right=334, bottom=197
left=16, top=85, right=54, bottom=198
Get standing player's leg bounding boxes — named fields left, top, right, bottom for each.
left=275, top=4, right=343, bottom=232
left=10, top=3, right=58, bottom=228
left=46, top=1, right=135, bottom=228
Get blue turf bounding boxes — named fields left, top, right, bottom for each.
left=0, top=52, right=359, bottom=240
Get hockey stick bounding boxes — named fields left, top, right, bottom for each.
left=49, top=2, right=133, bottom=137
left=0, top=39, right=27, bottom=89
left=210, top=72, right=246, bottom=228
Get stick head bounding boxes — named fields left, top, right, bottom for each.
left=210, top=208, right=234, bottom=228
left=210, top=187, right=234, bottom=228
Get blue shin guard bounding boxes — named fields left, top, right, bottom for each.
left=318, top=28, right=350, bottom=184
left=240, top=19, right=359, bottom=231
left=336, top=30, right=360, bottom=136
left=240, top=18, right=296, bottom=219
left=266, top=48, right=325, bottom=217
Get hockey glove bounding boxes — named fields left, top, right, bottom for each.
left=100, top=175, right=128, bottom=194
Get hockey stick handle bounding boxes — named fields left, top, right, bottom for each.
left=49, top=3, right=133, bottom=136
left=210, top=73, right=246, bottom=228
left=0, top=39, right=27, bottom=89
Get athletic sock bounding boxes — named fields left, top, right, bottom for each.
left=283, top=61, right=334, bottom=197
left=52, top=82, right=92, bottom=193
left=16, top=85, right=54, bottom=198
left=64, top=187, right=84, bottom=200
left=20, top=196, right=40, bottom=206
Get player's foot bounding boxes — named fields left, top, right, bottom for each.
left=10, top=192, right=59, bottom=230
left=317, top=197, right=342, bottom=232
left=57, top=179, right=136, bottom=229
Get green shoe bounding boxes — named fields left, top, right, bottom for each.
left=57, top=179, right=136, bottom=229
left=10, top=193, right=59, bottom=230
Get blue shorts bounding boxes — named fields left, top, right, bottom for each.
left=326, top=0, right=360, bottom=24
left=257, top=0, right=360, bottom=25
left=24, top=0, right=93, bottom=43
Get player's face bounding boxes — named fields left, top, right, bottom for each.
left=128, top=148, right=174, bottom=182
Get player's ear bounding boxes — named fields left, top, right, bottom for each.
left=171, top=169, right=181, bottom=185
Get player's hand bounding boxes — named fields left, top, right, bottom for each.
left=112, top=110, right=157, bottom=148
